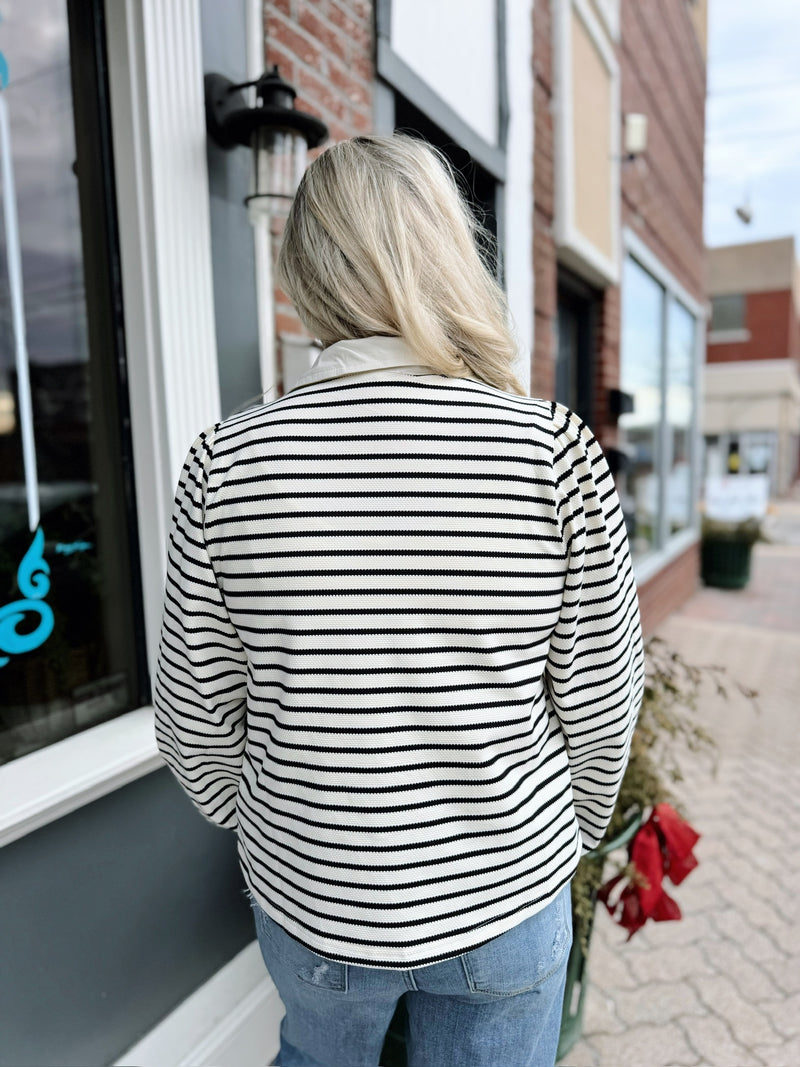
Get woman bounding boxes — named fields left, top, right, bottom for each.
left=154, top=134, right=644, bottom=1067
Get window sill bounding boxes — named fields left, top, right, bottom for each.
left=708, top=329, right=750, bottom=344
left=0, top=707, right=161, bottom=848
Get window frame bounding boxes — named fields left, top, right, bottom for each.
left=374, top=0, right=535, bottom=393
left=621, top=228, right=705, bottom=586
left=552, top=0, right=622, bottom=287
left=374, top=0, right=508, bottom=180
left=0, top=0, right=148, bottom=755
left=710, top=292, right=747, bottom=333
left=0, top=0, right=220, bottom=845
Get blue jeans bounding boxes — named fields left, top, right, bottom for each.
left=251, top=884, right=572, bottom=1067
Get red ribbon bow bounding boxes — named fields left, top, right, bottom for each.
left=598, top=803, right=700, bottom=938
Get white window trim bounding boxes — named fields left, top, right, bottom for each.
left=1, top=0, right=221, bottom=847
left=634, top=527, right=699, bottom=589
left=0, top=708, right=160, bottom=847
left=246, top=0, right=278, bottom=401
left=106, top=0, right=221, bottom=660
left=624, top=228, right=705, bottom=320
left=504, top=0, right=535, bottom=394
left=593, top=0, right=621, bottom=42
left=708, top=328, right=751, bottom=344
left=552, top=0, right=621, bottom=287
left=621, top=227, right=705, bottom=569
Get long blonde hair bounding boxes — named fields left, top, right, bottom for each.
left=276, top=134, right=525, bottom=395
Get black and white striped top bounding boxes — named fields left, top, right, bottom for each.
left=154, top=335, right=644, bottom=969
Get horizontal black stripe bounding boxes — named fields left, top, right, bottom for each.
left=154, top=365, right=643, bottom=968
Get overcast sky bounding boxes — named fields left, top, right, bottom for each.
left=704, top=0, right=800, bottom=250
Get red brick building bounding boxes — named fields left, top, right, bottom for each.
left=704, top=237, right=800, bottom=494
left=265, top=0, right=709, bottom=634
left=534, top=0, right=708, bottom=632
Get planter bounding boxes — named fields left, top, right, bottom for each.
left=556, top=813, right=644, bottom=1062
left=701, top=537, right=752, bottom=589
left=700, top=517, right=760, bottom=590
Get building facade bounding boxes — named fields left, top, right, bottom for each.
left=534, top=0, right=708, bottom=632
left=0, top=2, right=705, bottom=1064
left=704, top=237, right=800, bottom=495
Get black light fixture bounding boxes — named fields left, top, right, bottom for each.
left=204, top=65, right=328, bottom=220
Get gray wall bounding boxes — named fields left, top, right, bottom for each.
left=0, top=768, right=254, bottom=1067
left=201, top=0, right=263, bottom=419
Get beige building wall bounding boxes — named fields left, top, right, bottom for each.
left=708, top=237, right=796, bottom=296
left=687, top=0, right=708, bottom=58
left=571, top=8, right=613, bottom=261
left=552, top=0, right=619, bottom=286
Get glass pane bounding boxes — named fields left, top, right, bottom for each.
left=619, top=256, right=665, bottom=557
left=0, top=0, right=141, bottom=763
left=666, top=300, right=695, bottom=535
left=710, top=293, right=745, bottom=332
left=556, top=301, right=579, bottom=412
left=200, top=0, right=263, bottom=418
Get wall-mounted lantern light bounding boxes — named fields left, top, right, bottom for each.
left=623, top=113, right=648, bottom=161
left=204, top=65, right=328, bottom=221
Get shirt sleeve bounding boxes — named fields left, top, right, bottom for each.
left=153, top=429, right=248, bottom=829
left=546, top=404, right=645, bottom=853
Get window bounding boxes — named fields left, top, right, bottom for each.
left=0, top=0, right=146, bottom=765
left=666, top=300, right=695, bottom=535
left=394, top=94, right=501, bottom=276
left=200, top=0, right=262, bottom=418
left=710, top=293, right=745, bottom=333
left=619, top=253, right=699, bottom=558
left=555, top=270, right=596, bottom=426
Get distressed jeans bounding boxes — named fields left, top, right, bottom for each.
left=251, top=883, right=572, bottom=1067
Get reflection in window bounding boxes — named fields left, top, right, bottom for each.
left=0, top=0, right=143, bottom=764
left=666, top=300, right=695, bottom=536
left=619, top=256, right=664, bottom=556
left=619, top=254, right=698, bottom=558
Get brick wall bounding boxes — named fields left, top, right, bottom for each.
left=707, top=289, right=796, bottom=364
left=532, top=0, right=557, bottom=403
left=262, top=1, right=375, bottom=381
left=265, top=0, right=373, bottom=143
left=533, top=1, right=706, bottom=412
left=620, top=0, right=706, bottom=302
left=637, top=542, right=701, bottom=634
left=533, top=1, right=706, bottom=628
left=619, top=2, right=706, bottom=629
left=592, top=286, right=621, bottom=450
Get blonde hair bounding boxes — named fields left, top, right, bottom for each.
left=276, top=134, right=525, bottom=395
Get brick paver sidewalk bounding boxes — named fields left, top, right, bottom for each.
left=559, top=499, right=800, bottom=1066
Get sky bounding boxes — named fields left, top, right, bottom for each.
left=704, top=0, right=800, bottom=251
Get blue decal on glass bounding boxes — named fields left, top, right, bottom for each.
left=0, top=527, right=54, bottom=667
left=55, top=540, right=93, bottom=556
left=0, top=51, right=8, bottom=90
left=17, top=527, right=50, bottom=596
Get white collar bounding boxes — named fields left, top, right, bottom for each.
left=290, top=335, right=444, bottom=391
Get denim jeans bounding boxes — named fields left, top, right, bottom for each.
left=251, top=883, right=572, bottom=1067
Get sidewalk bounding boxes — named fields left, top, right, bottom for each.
left=559, top=497, right=800, bottom=1067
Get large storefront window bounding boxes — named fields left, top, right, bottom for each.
left=0, top=0, right=145, bottom=764
left=619, top=253, right=698, bottom=558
